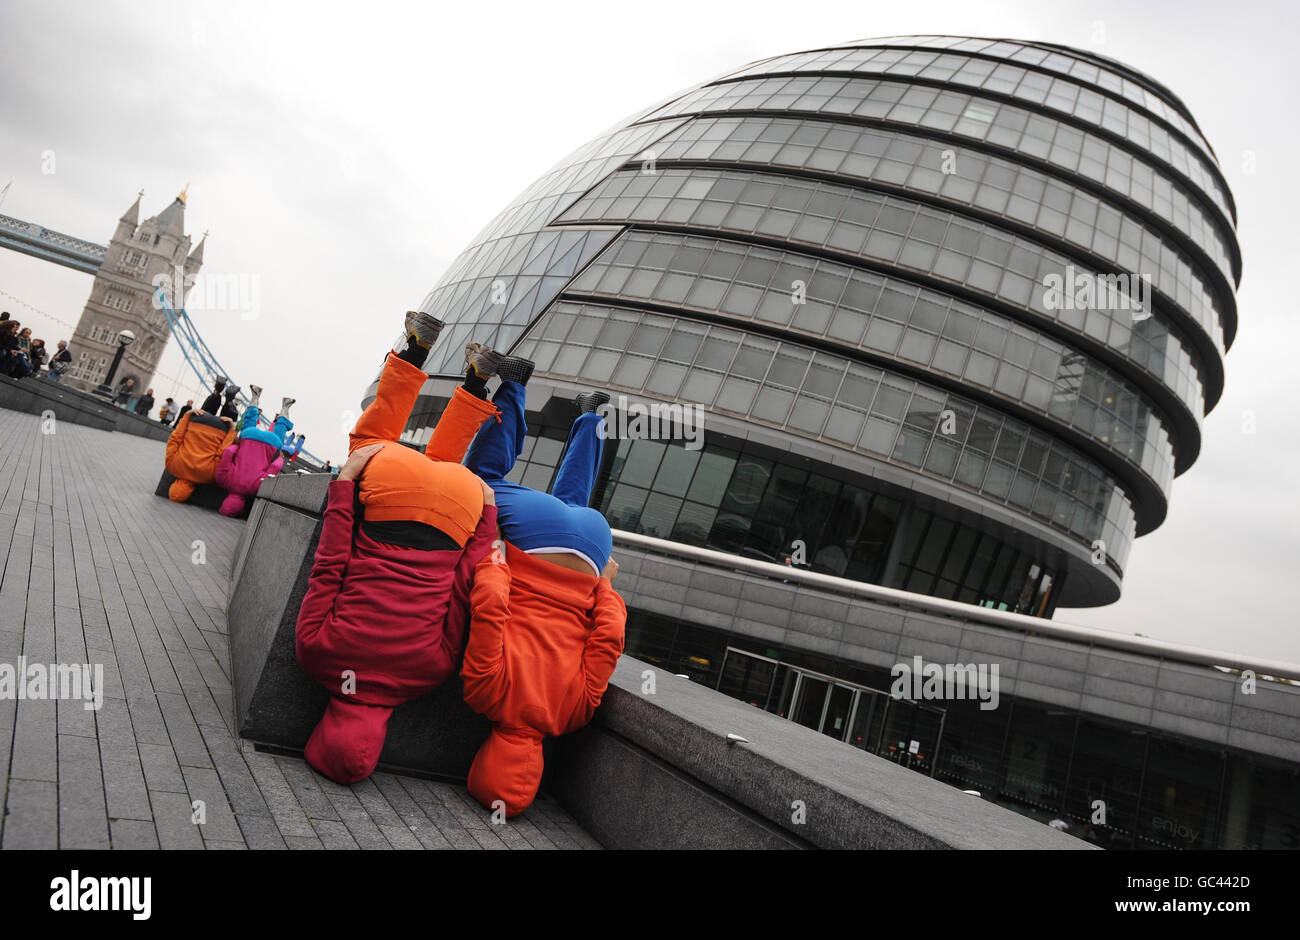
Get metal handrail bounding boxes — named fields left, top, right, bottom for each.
left=611, top=528, right=1300, bottom=683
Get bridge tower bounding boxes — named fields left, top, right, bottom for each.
left=64, top=188, right=206, bottom=393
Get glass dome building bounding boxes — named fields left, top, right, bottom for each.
left=373, top=35, right=1239, bottom=619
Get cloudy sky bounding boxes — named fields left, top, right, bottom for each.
left=1, top=0, right=1296, bottom=661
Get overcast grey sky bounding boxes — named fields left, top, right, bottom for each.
left=1, top=0, right=1296, bottom=661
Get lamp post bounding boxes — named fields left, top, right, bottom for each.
left=93, top=329, right=135, bottom=399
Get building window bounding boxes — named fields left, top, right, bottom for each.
left=103, top=291, right=134, bottom=313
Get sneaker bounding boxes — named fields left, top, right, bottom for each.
left=404, top=311, right=445, bottom=349
left=496, top=355, right=535, bottom=386
left=464, top=342, right=504, bottom=379
left=280, top=396, right=296, bottom=416
left=248, top=384, right=263, bottom=407
left=574, top=390, right=611, bottom=414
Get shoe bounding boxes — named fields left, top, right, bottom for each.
left=213, top=376, right=227, bottom=393
left=280, top=396, right=296, bottom=416
left=248, top=384, right=263, bottom=407
left=224, top=384, right=241, bottom=399
left=574, top=390, right=611, bottom=414
left=404, top=311, right=445, bottom=349
left=496, top=356, right=535, bottom=386
left=465, top=342, right=504, bottom=379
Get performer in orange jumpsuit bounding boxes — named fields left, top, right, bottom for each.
left=163, top=409, right=238, bottom=503
left=457, top=361, right=627, bottom=817
left=294, top=312, right=503, bottom=784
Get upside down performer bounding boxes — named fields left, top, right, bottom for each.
left=293, top=312, right=500, bottom=784
left=163, top=408, right=237, bottom=503
left=214, top=388, right=295, bottom=517
left=458, top=354, right=627, bottom=818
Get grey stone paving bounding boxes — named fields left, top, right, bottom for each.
left=0, top=407, right=599, bottom=849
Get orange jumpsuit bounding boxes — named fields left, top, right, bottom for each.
left=461, top=547, right=626, bottom=816
left=296, top=352, right=498, bottom=784
left=164, top=411, right=238, bottom=503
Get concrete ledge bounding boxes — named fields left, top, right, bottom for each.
left=154, top=468, right=228, bottom=512
left=549, top=659, right=1087, bottom=849
left=227, top=496, right=491, bottom=778
left=0, top=373, right=172, bottom=441
left=230, top=473, right=1089, bottom=848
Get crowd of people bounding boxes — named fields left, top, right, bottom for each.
left=1, top=311, right=71, bottom=380
left=1, top=311, right=197, bottom=428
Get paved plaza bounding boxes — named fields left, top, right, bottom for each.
left=0, top=407, right=598, bottom=849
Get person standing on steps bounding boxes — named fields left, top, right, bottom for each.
left=47, top=340, right=71, bottom=382
left=134, top=387, right=155, bottom=418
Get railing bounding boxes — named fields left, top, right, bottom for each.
left=0, top=213, right=107, bottom=269
left=612, top=528, right=1300, bottom=683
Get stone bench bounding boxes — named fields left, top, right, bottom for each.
left=0, top=373, right=173, bottom=441
left=228, top=472, right=1089, bottom=849
left=154, top=469, right=229, bottom=512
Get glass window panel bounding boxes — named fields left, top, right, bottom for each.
left=605, top=484, right=649, bottom=532
left=687, top=450, right=738, bottom=505
left=618, top=438, right=667, bottom=488
left=716, top=376, right=759, bottom=413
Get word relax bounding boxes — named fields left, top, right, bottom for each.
left=890, top=656, right=1000, bottom=710
left=596, top=396, right=705, bottom=450
left=0, top=658, right=103, bottom=710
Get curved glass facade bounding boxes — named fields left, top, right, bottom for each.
left=513, top=299, right=1138, bottom=568
left=827, top=38, right=1226, bottom=179
left=390, top=37, right=1240, bottom=612
left=559, top=166, right=1221, bottom=406
left=717, top=46, right=1235, bottom=227
left=562, top=231, right=1178, bottom=497
left=640, top=75, right=1238, bottom=339
left=650, top=115, right=1235, bottom=328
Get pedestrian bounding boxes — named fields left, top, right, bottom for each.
left=158, top=397, right=177, bottom=424
left=132, top=386, right=155, bottom=417
left=47, top=340, right=71, bottom=382
left=27, top=339, right=47, bottom=376
left=177, top=399, right=194, bottom=421
left=1, top=320, right=25, bottom=377
left=115, top=377, right=135, bottom=406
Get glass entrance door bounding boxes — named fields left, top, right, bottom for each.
left=880, top=699, right=945, bottom=775
left=791, top=674, right=829, bottom=730
left=821, top=683, right=855, bottom=741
